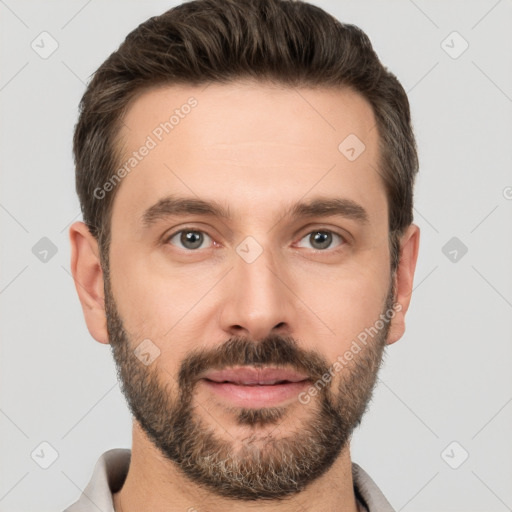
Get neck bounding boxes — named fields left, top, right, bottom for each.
left=113, top=421, right=359, bottom=512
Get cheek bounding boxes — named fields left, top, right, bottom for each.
left=307, top=280, right=384, bottom=333
left=109, top=226, right=391, bottom=367
left=294, top=262, right=390, bottom=362
left=108, top=248, right=220, bottom=355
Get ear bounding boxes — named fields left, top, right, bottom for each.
left=69, top=221, right=109, bottom=345
left=387, top=223, right=420, bottom=345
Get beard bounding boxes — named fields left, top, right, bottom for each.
left=104, top=274, right=394, bottom=501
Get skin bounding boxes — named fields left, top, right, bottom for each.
left=69, top=81, right=420, bottom=512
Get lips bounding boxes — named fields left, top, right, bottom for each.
left=201, top=366, right=310, bottom=386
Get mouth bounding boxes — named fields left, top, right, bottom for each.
left=202, top=366, right=309, bottom=385
left=199, top=366, right=311, bottom=408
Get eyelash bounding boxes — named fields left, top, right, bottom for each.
left=164, top=226, right=348, bottom=253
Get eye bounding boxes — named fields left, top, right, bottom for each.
left=166, top=229, right=213, bottom=250
left=296, top=230, right=345, bottom=251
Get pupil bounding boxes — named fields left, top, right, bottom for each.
left=182, top=231, right=203, bottom=249
left=312, top=231, right=331, bottom=249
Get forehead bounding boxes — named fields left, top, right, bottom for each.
left=110, top=81, right=385, bottom=233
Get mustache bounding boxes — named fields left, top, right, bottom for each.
left=178, top=333, right=331, bottom=390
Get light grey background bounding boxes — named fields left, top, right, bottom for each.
left=1, top=1, right=511, bottom=511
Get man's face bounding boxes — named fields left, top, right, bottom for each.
left=105, top=82, right=394, bottom=499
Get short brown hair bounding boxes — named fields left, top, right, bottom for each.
left=73, top=0, right=418, bottom=275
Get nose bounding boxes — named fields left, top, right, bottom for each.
left=218, top=242, right=295, bottom=342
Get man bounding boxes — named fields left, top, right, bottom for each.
left=66, top=0, right=419, bottom=510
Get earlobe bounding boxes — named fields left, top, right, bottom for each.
left=387, top=223, right=420, bottom=345
left=69, top=221, right=110, bottom=345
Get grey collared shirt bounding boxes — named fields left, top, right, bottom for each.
left=63, top=449, right=395, bottom=512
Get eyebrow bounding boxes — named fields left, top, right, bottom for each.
left=141, top=194, right=369, bottom=229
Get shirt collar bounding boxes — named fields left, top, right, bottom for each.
left=352, top=462, right=395, bottom=511
left=64, top=449, right=394, bottom=512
